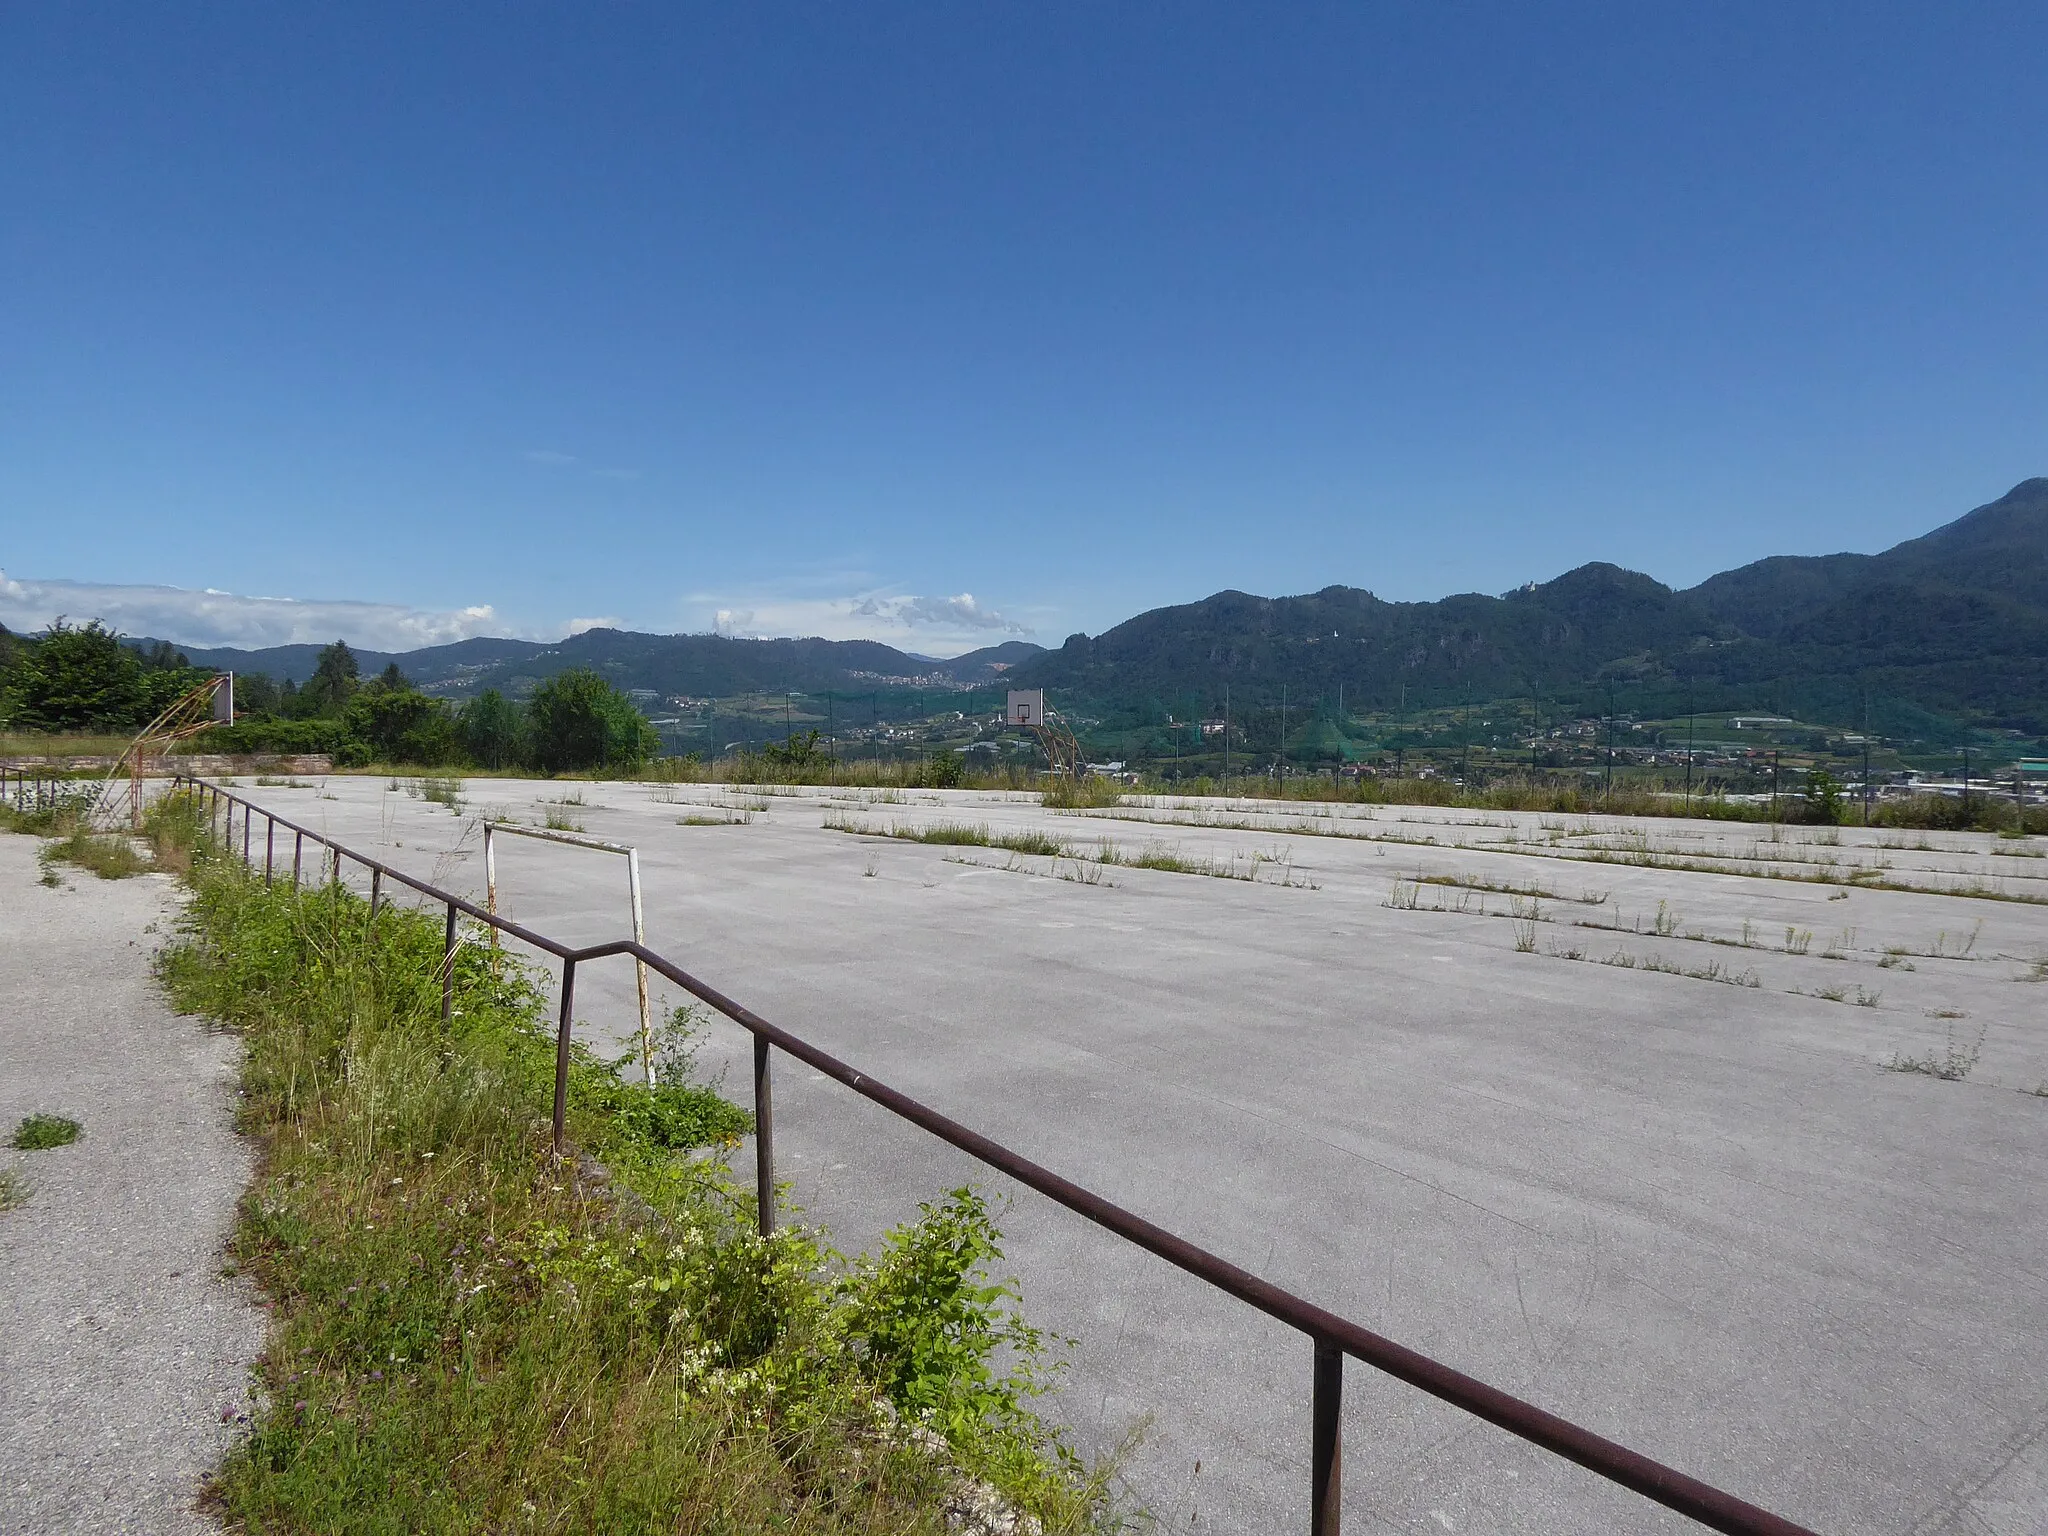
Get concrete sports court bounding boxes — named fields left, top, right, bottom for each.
left=217, top=775, right=2048, bottom=1535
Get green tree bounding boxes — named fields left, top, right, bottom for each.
left=298, top=641, right=361, bottom=717
left=1803, top=765, right=1845, bottom=825
left=759, top=729, right=836, bottom=774
left=526, top=668, right=659, bottom=774
left=460, top=689, right=525, bottom=769
left=233, top=671, right=284, bottom=717
left=7, top=619, right=145, bottom=730
left=344, top=687, right=459, bottom=765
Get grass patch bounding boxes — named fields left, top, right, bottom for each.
left=405, top=776, right=464, bottom=812
left=159, top=853, right=1111, bottom=1532
left=11, top=1113, right=82, bottom=1150
left=1040, top=778, right=1126, bottom=810
left=44, top=827, right=148, bottom=879
left=993, top=829, right=1071, bottom=858
left=823, top=815, right=1061, bottom=854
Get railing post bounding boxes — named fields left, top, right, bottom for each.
left=242, top=801, right=251, bottom=864
left=292, top=832, right=302, bottom=888
left=1312, top=1340, right=1343, bottom=1536
left=370, top=866, right=382, bottom=918
left=628, top=848, right=653, bottom=1085
left=264, top=817, right=275, bottom=886
left=552, top=958, right=578, bottom=1158
left=754, top=1033, right=776, bottom=1236
left=441, top=902, right=458, bottom=1027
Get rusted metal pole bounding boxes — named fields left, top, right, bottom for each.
left=753, top=1034, right=775, bottom=1235
left=264, top=818, right=275, bottom=886
left=369, top=866, right=382, bottom=918
left=1312, top=1340, right=1343, bottom=1536
left=551, top=958, right=577, bottom=1157
left=441, top=902, right=457, bottom=1027
left=292, top=832, right=302, bottom=888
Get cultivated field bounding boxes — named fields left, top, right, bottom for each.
left=218, top=774, right=2048, bottom=1535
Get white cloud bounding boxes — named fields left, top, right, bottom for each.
left=0, top=571, right=528, bottom=653
left=692, top=588, right=1033, bottom=656
left=564, top=616, right=624, bottom=635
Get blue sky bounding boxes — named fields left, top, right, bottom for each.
left=3, top=4, right=2044, bottom=655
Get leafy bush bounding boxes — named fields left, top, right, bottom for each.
left=528, top=668, right=660, bottom=774
left=195, top=717, right=351, bottom=755
left=910, top=749, right=965, bottom=789
left=345, top=687, right=461, bottom=766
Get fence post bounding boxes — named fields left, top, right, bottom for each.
left=441, top=902, right=458, bottom=1027
left=242, top=801, right=252, bottom=863
left=552, top=959, right=578, bottom=1157
left=1312, top=1340, right=1343, bottom=1536
left=754, top=1034, right=776, bottom=1236
left=628, top=848, right=653, bottom=1085
left=370, top=866, right=382, bottom=918
left=264, top=818, right=275, bottom=886
left=292, top=832, right=302, bottom=888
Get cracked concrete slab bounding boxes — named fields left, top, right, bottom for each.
left=209, top=776, right=2048, bottom=1534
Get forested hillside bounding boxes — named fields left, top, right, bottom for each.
left=1012, top=479, right=2048, bottom=738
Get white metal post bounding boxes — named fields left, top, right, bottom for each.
left=628, top=848, right=654, bottom=1086
left=483, top=822, right=499, bottom=967
left=481, top=820, right=656, bottom=1084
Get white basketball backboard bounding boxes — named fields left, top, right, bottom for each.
left=212, top=673, right=235, bottom=723
left=1007, top=689, right=1044, bottom=728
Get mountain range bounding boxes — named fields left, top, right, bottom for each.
left=1023, top=478, right=2048, bottom=739
left=141, top=478, right=2048, bottom=741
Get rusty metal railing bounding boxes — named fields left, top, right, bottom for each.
left=171, top=774, right=1823, bottom=1536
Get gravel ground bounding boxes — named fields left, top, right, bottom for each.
left=0, top=834, right=262, bottom=1536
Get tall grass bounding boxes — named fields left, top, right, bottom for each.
left=1149, top=771, right=2048, bottom=832
left=150, top=808, right=1112, bottom=1533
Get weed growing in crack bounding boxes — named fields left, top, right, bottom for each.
left=1886, top=1021, right=1985, bottom=1081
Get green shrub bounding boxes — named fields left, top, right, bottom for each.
left=910, top=750, right=965, bottom=789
